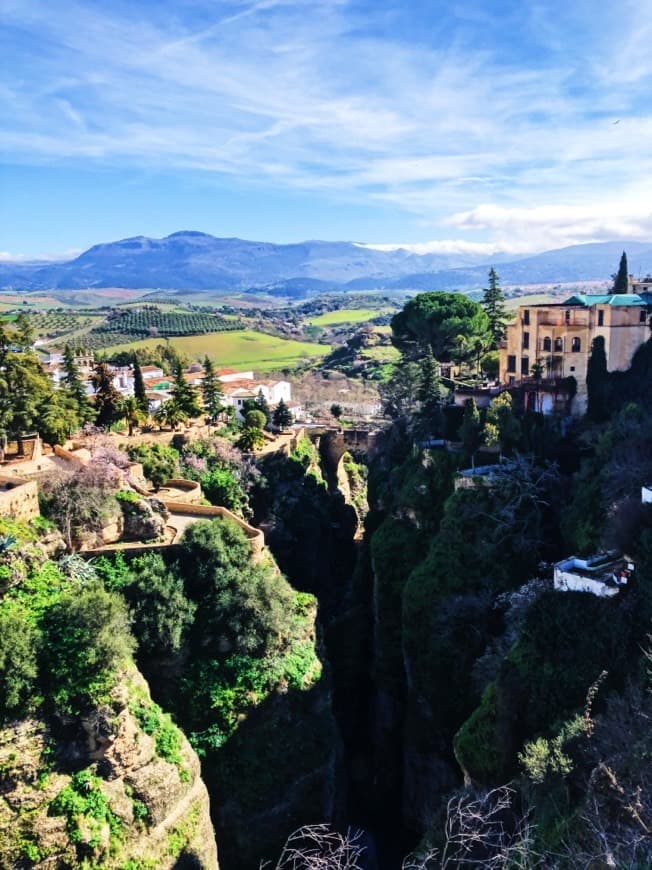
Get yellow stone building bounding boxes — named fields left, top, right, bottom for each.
left=499, top=283, right=651, bottom=414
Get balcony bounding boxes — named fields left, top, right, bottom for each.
left=535, top=313, right=589, bottom=328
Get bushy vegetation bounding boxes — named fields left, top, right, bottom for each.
left=127, top=442, right=179, bottom=489
left=0, top=530, right=135, bottom=721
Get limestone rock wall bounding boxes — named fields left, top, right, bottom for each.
left=0, top=669, right=218, bottom=869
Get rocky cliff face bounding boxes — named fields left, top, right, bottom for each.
left=0, top=669, right=218, bottom=869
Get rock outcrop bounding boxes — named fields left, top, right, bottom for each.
left=0, top=669, right=218, bottom=869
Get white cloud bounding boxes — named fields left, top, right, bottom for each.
left=2, top=0, right=652, bottom=250
left=355, top=239, right=505, bottom=257
left=0, top=249, right=81, bottom=262
left=447, top=200, right=652, bottom=252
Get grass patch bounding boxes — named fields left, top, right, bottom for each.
left=106, top=330, right=331, bottom=372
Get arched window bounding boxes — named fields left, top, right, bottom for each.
left=571, top=337, right=581, bottom=352
left=543, top=336, right=552, bottom=352
left=554, top=337, right=563, bottom=352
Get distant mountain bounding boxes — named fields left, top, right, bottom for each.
left=1, top=232, right=651, bottom=294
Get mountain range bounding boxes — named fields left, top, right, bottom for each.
left=2, top=232, right=651, bottom=295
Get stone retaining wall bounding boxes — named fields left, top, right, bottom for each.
left=162, top=501, right=264, bottom=557
left=0, top=476, right=40, bottom=521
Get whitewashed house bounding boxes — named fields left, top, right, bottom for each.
left=553, top=552, right=634, bottom=597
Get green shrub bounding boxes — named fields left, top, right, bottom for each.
left=454, top=683, right=506, bottom=783
left=0, top=605, right=40, bottom=718
left=131, top=697, right=183, bottom=767
left=50, top=769, right=121, bottom=852
left=116, top=489, right=140, bottom=504
left=41, top=582, right=135, bottom=713
left=127, top=443, right=179, bottom=489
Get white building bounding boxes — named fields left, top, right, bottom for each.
left=553, top=552, right=634, bottom=597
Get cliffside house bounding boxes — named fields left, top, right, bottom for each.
left=553, top=552, right=635, bottom=597
left=499, top=282, right=652, bottom=415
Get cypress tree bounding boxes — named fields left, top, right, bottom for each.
left=613, top=251, right=629, bottom=292
left=62, top=345, right=95, bottom=424
left=459, top=397, right=482, bottom=462
left=90, top=362, right=122, bottom=428
left=586, top=335, right=610, bottom=421
left=417, top=345, right=443, bottom=435
left=200, top=356, right=224, bottom=423
left=132, top=356, right=148, bottom=414
left=171, top=362, right=201, bottom=418
left=255, top=388, right=272, bottom=428
left=481, top=268, right=509, bottom=346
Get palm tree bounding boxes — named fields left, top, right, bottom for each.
left=119, top=396, right=147, bottom=437
left=154, top=399, right=188, bottom=431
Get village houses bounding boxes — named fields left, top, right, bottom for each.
left=39, top=350, right=300, bottom=421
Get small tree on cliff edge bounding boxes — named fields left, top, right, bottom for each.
left=613, top=251, right=629, bottom=293
left=587, top=335, right=610, bottom=421
left=482, top=268, right=509, bottom=346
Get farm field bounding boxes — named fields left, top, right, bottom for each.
left=308, top=307, right=395, bottom=327
left=107, top=329, right=332, bottom=372
left=362, top=344, right=400, bottom=363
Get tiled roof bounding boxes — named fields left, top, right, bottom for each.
left=561, top=293, right=652, bottom=307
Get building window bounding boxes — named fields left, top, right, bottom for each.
left=565, top=310, right=571, bottom=323
left=508, top=375, right=515, bottom=384
left=571, top=337, right=581, bottom=352
left=570, top=366, right=575, bottom=372
left=522, top=331, right=529, bottom=349
left=543, top=336, right=551, bottom=352
left=507, top=355, right=516, bottom=373
left=641, top=309, right=648, bottom=323
left=554, top=337, right=563, bottom=352
left=523, top=309, right=530, bottom=325
left=598, top=309, right=604, bottom=326
left=521, top=356, right=529, bottom=376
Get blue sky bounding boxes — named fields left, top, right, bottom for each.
left=2, top=0, right=652, bottom=259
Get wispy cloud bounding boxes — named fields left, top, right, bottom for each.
left=2, top=0, right=652, bottom=251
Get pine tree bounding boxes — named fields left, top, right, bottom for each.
left=273, top=398, right=293, bottom=429
left=481, top=268, right=509, bottom=347
left=613, top=251, right=629, bottom=292
left=171, top=362, right=201, bottom=418
left=90, top=362, right=122, bottom=428
left=200, top=356, right=224, bottom=423
left=132, top=356, right=148, bottom=414
left=0, top=351, right=54, bottom=453
left=14, top=313, right=34, bottom=350
left=62, top=345, right=95, bottom=424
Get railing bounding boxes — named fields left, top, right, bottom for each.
left=504, top=376, right=571, bottom=390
